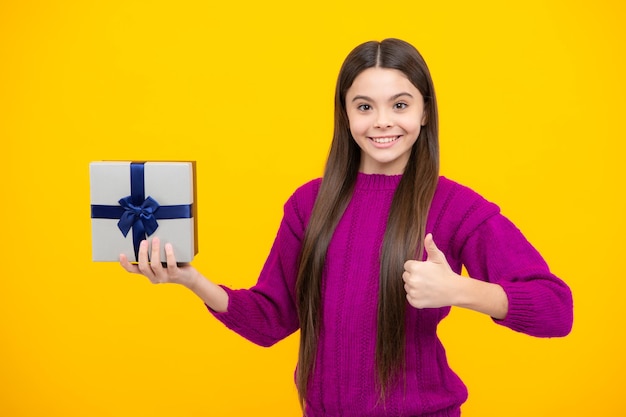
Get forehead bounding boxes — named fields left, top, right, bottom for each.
left=347, top=67, right=420, bottom=99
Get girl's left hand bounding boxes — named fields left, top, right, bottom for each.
left=402, top=233, right=459, bottom=309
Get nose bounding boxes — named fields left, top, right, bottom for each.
left=374, top=109, right=393, bottom=128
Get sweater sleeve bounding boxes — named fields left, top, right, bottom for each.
left=206, top=181, right=317, bottom=347
left=458, top=211, right=573, bottom=338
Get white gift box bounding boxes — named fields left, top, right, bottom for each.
left=90, top=161, right=197, bottom=262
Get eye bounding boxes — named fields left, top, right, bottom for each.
left=357, top=104, right=372, bottom=111
left=394, top=102, right=408, bottom=110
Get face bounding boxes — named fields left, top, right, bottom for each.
left=345, top=67, right=427, bottom=175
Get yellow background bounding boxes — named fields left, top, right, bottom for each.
left=1, top=0, right=624, bottom=416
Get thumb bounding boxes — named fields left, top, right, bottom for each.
left=424, top=233, right=445, bottom=263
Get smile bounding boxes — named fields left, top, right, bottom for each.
left=369, top=136, right=400, bottom=144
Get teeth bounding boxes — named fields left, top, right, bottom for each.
left=371, top=136, right=398, bottom=143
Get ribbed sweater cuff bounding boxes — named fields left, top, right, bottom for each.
left=205, top=285, right=243, bottom=330
left=493, top=282, right=538, bottom=335
left=493, top=278, right=573, bottom=338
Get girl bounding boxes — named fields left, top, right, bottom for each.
left=121, top=38, right=573, bottom=416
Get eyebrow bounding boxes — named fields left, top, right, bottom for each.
left=351, top=92, right=415, bottom=102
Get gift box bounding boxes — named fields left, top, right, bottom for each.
left=90, top=161, right=198, bottom=262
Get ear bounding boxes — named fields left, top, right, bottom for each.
left=421, top=102, right=428, bottom=126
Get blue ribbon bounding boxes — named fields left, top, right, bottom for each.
left=91, top=162, right=193, bottom=260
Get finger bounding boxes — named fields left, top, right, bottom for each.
left=119, top=253, right=139, bottom=273
left=164, top=243, right=178, bottom=271
left=424, top=233, right=445, bottom=263
left=404, top=259, right=418, bottom=271
left=149, top=237, right=166, bottom=282
left=406, top=293, right=419, bottom=309
left=137, top=240, right=156, bottom=280
left=150, top=237, right=162, bottom=265
left=402, top=270, right=411, bottom=283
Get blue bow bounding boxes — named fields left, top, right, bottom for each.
left=117, top=195, right=160, bottom=238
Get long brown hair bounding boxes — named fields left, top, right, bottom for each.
left=295, top=38, right=439, bottom=407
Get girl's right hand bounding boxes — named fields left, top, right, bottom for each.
left=120, top=236, right=200, bottom=290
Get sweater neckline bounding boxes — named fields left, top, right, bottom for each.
left=355, top=172, right=402, bottom=190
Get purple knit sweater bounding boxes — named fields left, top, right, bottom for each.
left=209, top=173, right=573, bottom=416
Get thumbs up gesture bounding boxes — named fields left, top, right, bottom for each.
left=402, top=233, right=459, bottom=309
